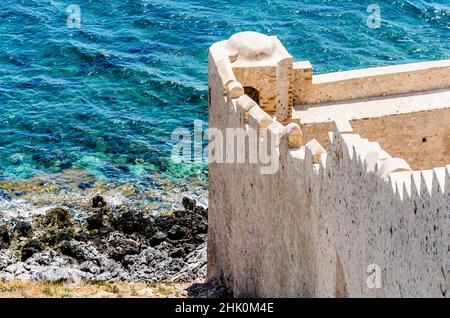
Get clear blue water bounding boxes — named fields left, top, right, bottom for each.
left=0, top=0, right=448, bottom=182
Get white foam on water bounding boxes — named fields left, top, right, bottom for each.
left=0, top=198, right=58, bottom=221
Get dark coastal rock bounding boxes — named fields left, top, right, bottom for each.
left=0, top=196, right=209, bottom=284
left=121, top=240, right=207, bottom=283
left=149, top=231, right=167, bottom=246
left=103, top=232, right=141, bottom=261
left=15, top=220, right=32, bottom=237
left=59, top=241, right=128, bottom=281
left=182, top=196, right=196, bottom=211
left=169, top=247, right=186, bottom=258
left=123, top=246, right=171, bottom=281
left=2, top=250, right=86, bottom=282
left=171, top=243, right=207, bottom=282
left=36, top=208, right=73, bottom=229
left=168, top=224, right=187, bottom=241
left=94, top=258, right=129, bottom=281
left=22, top=239, right=44, bottom=261
left=154, top=206, right=208, bottom=245
left=25, top=249, right=76, bottom=268
left=74, top=232, right=93, bottom=242
left=0, top=226, right=10, bottom=249
left=183, top=243, right=196, bottom=254
left=153, top=215, right=176, bottom=232
left=86, top=214, right=105, bottom=230
left=195, top=206, right=208, bottom=219
left=77, top=260, right=101, bottom=275
left=194, top=234, right=208, bottom=244
left=60, top=240, right=102, bottom=262
left=45, top=230, right=74, bottom=246
left=113, top=212, right=155, bottom=237
left=187, top=277, right=233, bottom=298
left=92, top=195, right=107, bottom=208
left=86, top=203, right=114, bottom=232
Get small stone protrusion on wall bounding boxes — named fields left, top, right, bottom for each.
left=378, top=158, right=412, bottom=180
left=227, top=81, right=245, bottom=99
left=267, top=121, right=286, bottom=143
left=305, top=139, right=327, bottom=164
left=216, top=58, right=237, bottom=95
left=248, top=105, right=274, bottom=130
left=236, top=94, right=259, bottom=123
left=266, top=121, right=287, bottom=162
left=236, top=94, right=259, bottom=111
left=285, top=123, right=303, bottom=148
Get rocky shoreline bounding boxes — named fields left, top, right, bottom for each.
left=0, top=195, right=208, bottom=283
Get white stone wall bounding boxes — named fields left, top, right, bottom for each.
left=208, top=46, right=450, bottom=298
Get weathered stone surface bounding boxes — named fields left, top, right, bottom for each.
left=0, top=196, right=208, bottom=284
left=226, top=32, right=276, bottom=61
left=208, top=33, right=450, bottom=298
left=103, top=231, right=141, bottom=261
left=0, top=250, right=16, bottom=270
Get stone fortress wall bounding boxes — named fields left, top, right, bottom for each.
left=207, top=32, right=450, bottom=297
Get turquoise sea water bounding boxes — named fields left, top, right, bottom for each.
left=0, top=0, right=449, bottom=183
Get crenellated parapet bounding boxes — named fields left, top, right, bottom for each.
left=208, top=32, right=450, bottom=298
left=210, top=31, right=295, bottom=125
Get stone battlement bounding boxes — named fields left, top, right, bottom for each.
left=207, top=32, right=450, bottom=297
